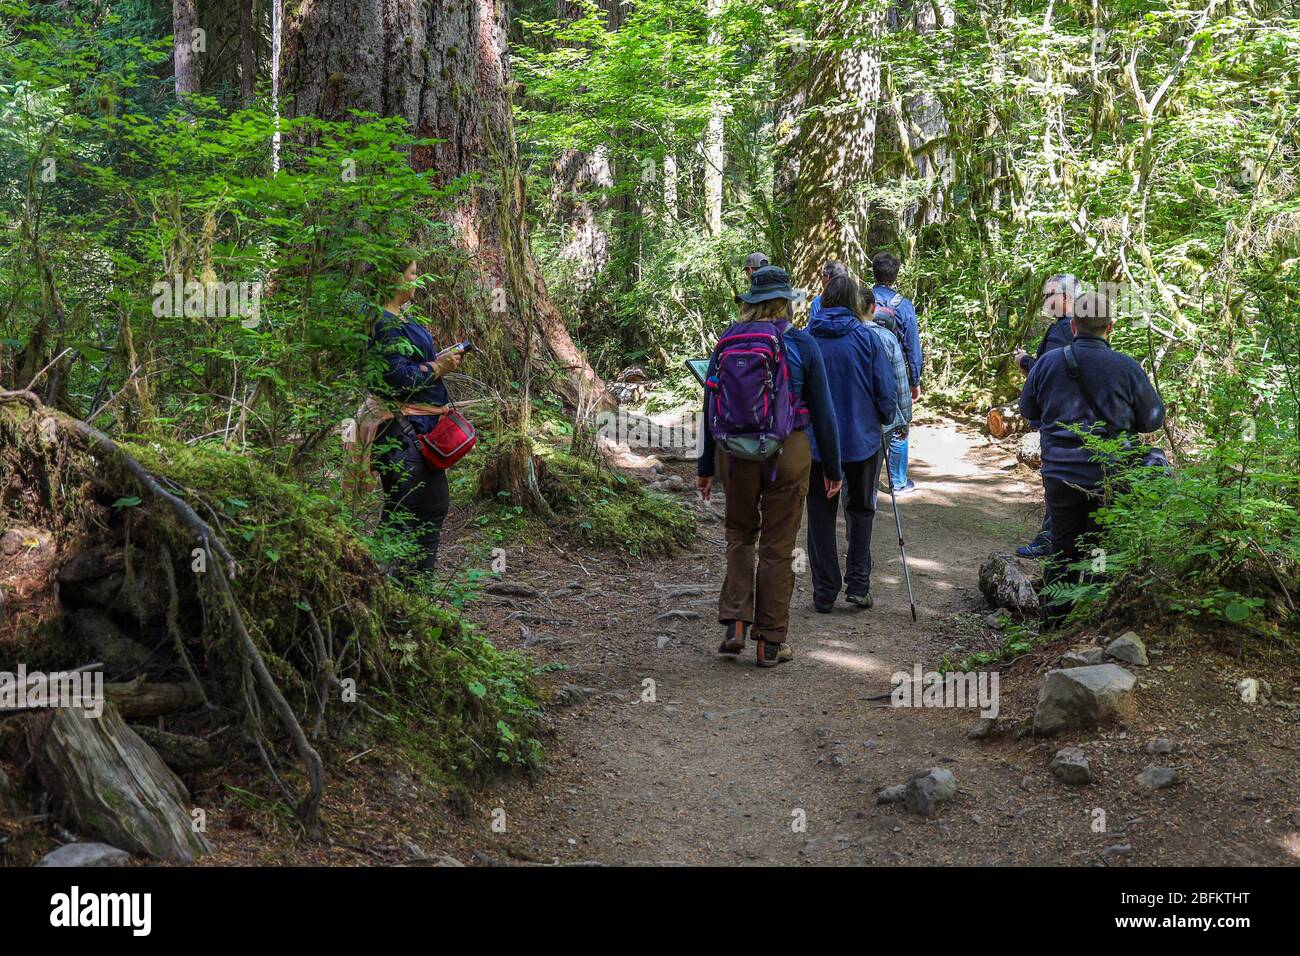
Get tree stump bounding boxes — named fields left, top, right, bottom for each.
left=35, top=702, right=212, bottom=863
left=1016, top=431, right=1041, bottom=470
left=987, top=404, right=1029, bottom=439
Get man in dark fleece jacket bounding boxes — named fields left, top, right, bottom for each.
left=804, top=276, right=898, bottom=612
left=1020, top=291, right=1165, bottom=627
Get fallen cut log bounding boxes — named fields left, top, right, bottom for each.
left=129, top=725, right=219, bottom=772
left=106, top=679, right=205, bottom=719
left=35, top=703, right=212, bottom=863
left=1016, top=431, right=1041, bottom=470
left=987, top=404, right=1029, bottom=439
left=978, top=552, right=1041, bottom=612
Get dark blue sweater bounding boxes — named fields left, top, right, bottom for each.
left=698, top=324, right=842, bottom=481
left=1019, top=335, right=1166, bottom=487
left=369, top=309, right=449, bottom=433
left=1018, top=316, right=1074, bottom=374
left=806, top=307, right=897, bottom=462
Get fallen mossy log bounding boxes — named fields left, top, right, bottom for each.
left=0, top=388, right=323, bottom=831
left=129, top=724, right=219, bottom=772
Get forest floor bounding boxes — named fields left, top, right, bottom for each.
left=195, top=417, right=1298, bottom=866
left=448, top=417, right=1299, bottom=866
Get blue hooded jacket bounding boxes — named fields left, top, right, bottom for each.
left=806, top=306, right=897, bottom=463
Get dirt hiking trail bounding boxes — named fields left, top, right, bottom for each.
left=460, top=421, right=1299, bottom=866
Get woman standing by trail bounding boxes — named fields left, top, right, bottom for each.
left=697, top=266, right=842, bottom=668
left=363, top=258, right=464, bottom=579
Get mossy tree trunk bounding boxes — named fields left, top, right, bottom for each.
left=278, top=0, right=607, bottom=412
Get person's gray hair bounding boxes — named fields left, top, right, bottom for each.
left=1042, top=274, right=1083, bottom=299
left=822, top=259, right=849, bottom=280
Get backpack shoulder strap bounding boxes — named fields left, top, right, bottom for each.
left=1063, top=345, right=1115, bottom=436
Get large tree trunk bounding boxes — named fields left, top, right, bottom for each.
left=278, top=0, right=607, bottom=408
left=701, top=0, right=725, bottom=235
left=549, top=0, right=620, bottom=294
left=172, top=0, right=201, bottom=97
left=778, top=1, right=884, bottom=285
left=239, top=0, right=255, bottom=103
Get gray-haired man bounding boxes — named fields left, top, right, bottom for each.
left=1015, top=273, right=1082, bottom=558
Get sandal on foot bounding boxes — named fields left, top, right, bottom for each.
left=718, top=619, right=748, bottom=655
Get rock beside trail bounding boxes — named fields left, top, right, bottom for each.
left=553, top=684, right=596, bottom=707
left=1105, top=632, right=1149, bottom=667
left=1049, top=747, right=1093, bottom=785
left=876, top=784, right=907, bottom=805
left=968, top=717, right=1001, bottom=740
left=1138, top=766, right=1180, bottom=791
left=1060, top=646, right=1106, bottom=668
left=1145, top=737, right=1175, bottom=755
left=1033, top=664, right=1137, bottom=736
left=35, top=842, right=132, bottom=867
left=978, top=553, right=1040, bottom=612
left=902, top=768, right=957, bottom=816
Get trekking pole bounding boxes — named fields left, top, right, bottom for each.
left=883, top=438, right=918, bottom=623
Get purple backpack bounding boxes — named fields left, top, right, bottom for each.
left=706, top=320, right=806, bottom=470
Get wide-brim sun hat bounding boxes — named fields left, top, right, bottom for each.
left=736, top=265, right=808, bottom=304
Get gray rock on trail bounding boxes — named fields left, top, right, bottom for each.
left=978, top=552, right=1040, bottom=612
left=1105, top=632, right=1149, bottom=667
left=1145, top=737, right=1175, bottom=755
left=1049, top=747, right=1093, bottom=785
left=903, top=768, right=958, bottom=816
left=1138, top=766, right=1180, bottom=791
left=553, top=684, right=596, bottom=707
left=35, top=843, right=132, bottom=868
left=876, top=784, right=907, bottom=805
left=968, top=717, right=1002, bottom=740
left=1060, top=646, right=1106, bottom=668
left=36, top=704, right=211, bottom=863
left=1033, top=664, right=1137, bottom=736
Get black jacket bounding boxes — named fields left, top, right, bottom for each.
left=1019, top=335, right=1166, bottom=487
left=1018, top=316, right=1074, bottom=375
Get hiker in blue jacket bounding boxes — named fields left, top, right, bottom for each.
left=804, top=275, right=898, bottom=612
left=1020, top=291, right=1165, bottom=627
left=698, top=266, right=843, bottom=667
left=871, top=252, right=922, bottom=495
left=1014, top=274, right=1082, bottom=558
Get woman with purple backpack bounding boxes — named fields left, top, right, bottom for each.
left=697, top=266, right=843, bottom=667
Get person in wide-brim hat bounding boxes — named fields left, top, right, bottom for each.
left=736, top=265, right=808, bottom=305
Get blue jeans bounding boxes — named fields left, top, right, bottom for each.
left=886, top=431, right=908, bottom=489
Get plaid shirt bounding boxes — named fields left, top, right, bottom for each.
left=865, top=320, right=912, bottom=433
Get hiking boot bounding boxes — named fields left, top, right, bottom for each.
left=845, top=592, right=873, bottom=609
left=893, top=479, right=917, bottom=495
left=812, top=601, right=835, bottom=614
left=718, top=619, right=748, bottom=655
left=756, top=638, right=794, bottom=668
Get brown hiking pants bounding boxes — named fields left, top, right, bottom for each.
left=717, top=429, right=812, bottom=643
